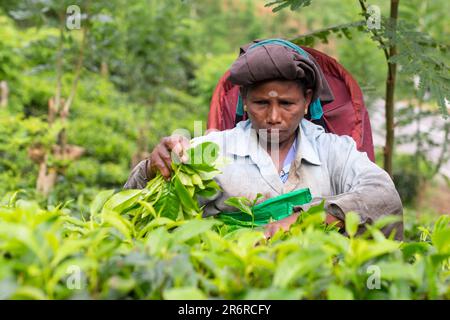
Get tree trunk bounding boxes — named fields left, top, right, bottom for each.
left=383, top=0, right=400, bottom=177
left=0, top=80, right=8, bottom=108
left=101, top=61, right=109, bottom=78
left=36, top=155, right=58, bottom=197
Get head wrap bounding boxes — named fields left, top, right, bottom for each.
left=229, top=39, right=334, bottom=120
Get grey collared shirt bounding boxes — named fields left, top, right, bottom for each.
left=280, top=136, right=297, bottom=183
left=124, top=119, right=403, bottom=239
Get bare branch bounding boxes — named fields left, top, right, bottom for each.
left=357, top=0, right=390, bottom=62
left=62, top=25, right=88, bottom=116
left=54, top=12, right=65, bottom=112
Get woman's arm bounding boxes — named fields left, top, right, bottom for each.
left=324, top=134, right=404, bottom=239
left=264, top=211, right=343, bottom=239
left=124, top=159, right=149, bottom=189
left=124, top=135, right=190, bottom=189
left=265, top=135, right=403, bottom=240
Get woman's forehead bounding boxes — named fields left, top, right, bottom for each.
left=248, top=80, right=302, bottom=97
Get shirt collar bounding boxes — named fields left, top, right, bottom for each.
left=226, top=119, right=322, bottom=166
left=298, top=120, right=322, bottom=166
left=282, top=136, right=297, bottom=169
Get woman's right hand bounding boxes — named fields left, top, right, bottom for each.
left=147, top=135, right=190, bottom=180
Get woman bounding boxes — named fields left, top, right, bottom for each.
left=125, top=40, right=403, bottom=240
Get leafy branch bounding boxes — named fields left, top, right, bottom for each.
left=290, top=20, right=366, bottom=47
left=358, top=0, right=390, bottom=62
left=102, top=142, right=222, bottom=236
left=265, top=0, right=312, bottom=12
left=224, top=193, right=264, bottom=227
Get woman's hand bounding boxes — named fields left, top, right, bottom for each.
left=264, top=212, right=299, bottom=239
left=325, top=213, right=344, bottom=228
left=147, top=135, right=190, bottom=180
left=264, top=212, right=344, bottom=239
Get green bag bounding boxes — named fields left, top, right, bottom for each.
left=217, top=188, right=312, bottom=227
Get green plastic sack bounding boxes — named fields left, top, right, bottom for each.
left=217, top=188, right=312, bottom=227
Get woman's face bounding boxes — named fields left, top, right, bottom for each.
left=244, top=79, right=312, bottom=145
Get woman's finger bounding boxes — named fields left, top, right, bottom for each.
left=152, top=157, right=171, bottom=180
left=171, top=142, right=185, bottom=163
left=178, top=137, right=190, bottom=163
left=173, top=136, right=190, bottom=163
left=163, top=136, right=189, bottom=163
left=156, top=148, right=173, bottom=179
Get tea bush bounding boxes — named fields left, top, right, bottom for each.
left=1, top=192, right=449, bottom=300
left=0, top=143, right=449, bottom=300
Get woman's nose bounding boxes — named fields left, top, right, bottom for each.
left=267, top=104, right=282, bottom=124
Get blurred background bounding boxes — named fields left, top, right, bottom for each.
left=0, top=0, right=448, bottom=226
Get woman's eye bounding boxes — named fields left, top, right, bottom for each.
left=280, top=101, right=293, bottom=106
left=254, top=100, right=268, bottom=105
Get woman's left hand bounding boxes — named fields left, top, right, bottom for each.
left=264, top=212, right=344, bottom=239
left=264, top=212, right=299, bottom=239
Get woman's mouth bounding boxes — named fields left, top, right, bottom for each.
left=266, top=128, right=284, bottom=134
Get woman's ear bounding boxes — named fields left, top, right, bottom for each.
left=242, top=97, right=248, bottom=111
left=305, top=89, right=313, bottom=106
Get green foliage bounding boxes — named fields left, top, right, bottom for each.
left=0, top=111, right=47, bottom=194
left=192, top=53, right=237, bottom=106
left=0, top=143, right=449, bottom=300
left=391, top=153, right=425, bottom=206
left=0, top=187, right=449, bottom=300
left=99, top=142, right=222, bottom=235
left=368, top=17, right=450, bottom=117
left=0, top=2, right=208, bottom=205
left=265, top=0, right=312, bottom=12
left=224, top=193, right=265, bottom=227
left=291, top=21, right=365, bottom=47
left=78, top=0, right=197, bottom=101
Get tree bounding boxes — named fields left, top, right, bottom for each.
left=265, top=0, right=449, bottom=176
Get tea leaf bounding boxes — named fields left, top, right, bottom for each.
left=102, top=211, right=134, bottom=240
left=90, top=190, right=115, bottom=219
left=103, top=189, right=142, bottom=213
left=327, top=284, right=354, bottom=300
left=345, top=211, right=360, bottom=238
left=172, top=219, right=222, bottom=243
